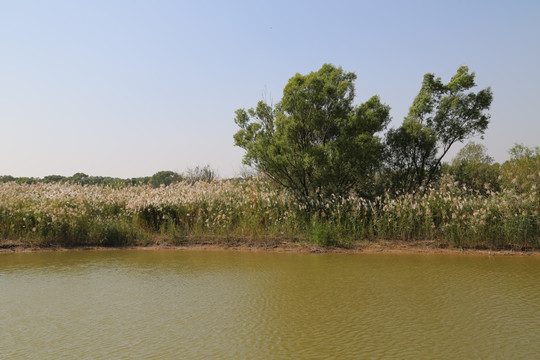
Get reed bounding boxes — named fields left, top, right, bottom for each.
left=0, top=176, right=537, bottom=250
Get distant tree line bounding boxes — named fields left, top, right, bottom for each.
left=443, top=142, right=539, bottom=195
left=0, top=165, right=218, bottom=188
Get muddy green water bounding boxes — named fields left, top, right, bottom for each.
left=0, top=251, right=539, bottom=359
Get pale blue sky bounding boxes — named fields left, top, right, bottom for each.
left=1, top=0, right=538, bottom=178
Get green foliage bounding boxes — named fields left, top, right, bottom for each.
left=508, top=143, right=540, bottom=160
left=445, top=142, right=501, bottom=193
left=234, top=64, right=391, bottom=207
left=0, top=173, right=160, bottom=187
left=71, top=172, right=90, bottom=183
left=0, top=176, right=15, bottom=183
left=43, top=175, right=67, bottom=183
left=500, top=144, right=540, bottom=193
left=149, top=171, right=183, bottom=188
left=66, top=173, right=143, bottom=187
left=384, top=119, right=438, bottom=194
left=0, top=176, right=38, bottom=184
left=308, top=219, right=340, bottom=247
left=453, top=142, right=494, bottom=164
left=385, top=66, right=493, bottom=194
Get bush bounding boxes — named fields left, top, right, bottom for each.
left=445, top=142, right=501, bottom=193
left=184, top=165, right=217, bottom=184
left=500, top=144, right=540, bottom=194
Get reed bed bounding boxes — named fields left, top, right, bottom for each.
left=0, top=177, right=537, bottom=249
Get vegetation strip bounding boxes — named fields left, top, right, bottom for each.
left=0, top=175, right=537, bottom=251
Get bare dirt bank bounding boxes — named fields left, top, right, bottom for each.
left=1, top=238, right=538, bottom=257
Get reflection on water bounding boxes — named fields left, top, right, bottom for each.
left=1, top=250, right=539, bottom=359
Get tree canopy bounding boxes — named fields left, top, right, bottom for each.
left=385, top=66, right=493, bottom=193
left=235, top=64, right=493, bottom=202
left=234, top=64, right=390, bottom=207
left=149, top=171, right=183, bottom=188
left=452, top=142, right=494, bottom=166
left=445, top=142, right=500, bottom=193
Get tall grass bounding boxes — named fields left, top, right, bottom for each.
left=0, top=176, right=537, bottom=249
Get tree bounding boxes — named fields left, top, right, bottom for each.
left=385, top=66, right=493, bottom=193
left=149, top=171, right=183, bottom=188
left=43, top=175, right=67, bottom=183
left=0, top=175, right=15, bottom=183
left=184, top=165, right=217, bottom=184
left=384, top=119, right=438, bottom=194
left=446, top=142, right=500, bottom=193
left=70, top=172, right=90, bottom=185
left=500, top=144, right=540, bottom=193
left=234, top=64, right=391, bottom=207
left=452, top=141, right=494, bottom=165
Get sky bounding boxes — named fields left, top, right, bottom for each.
left=0, top=0, right=539, bottom=178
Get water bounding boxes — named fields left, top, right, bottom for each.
left=1, top=250, right=539, bottom=359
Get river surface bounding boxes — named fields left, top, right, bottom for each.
left=0, top=250, right=539, bottom=359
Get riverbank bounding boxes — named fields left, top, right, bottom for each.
left=2, top=238, right=539, bottom=256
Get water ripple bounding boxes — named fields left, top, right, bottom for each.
left=0, top=251, right=539, bottom=359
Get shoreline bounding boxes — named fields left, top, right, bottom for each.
left=1, top=239, right=539, bottom=257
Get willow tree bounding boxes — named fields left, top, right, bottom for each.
left=234, top=64, right=390, bottom=207
left=385, top=66, right=493, bottom=193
